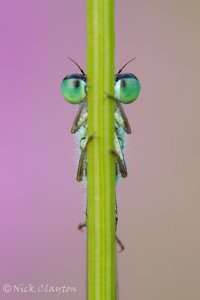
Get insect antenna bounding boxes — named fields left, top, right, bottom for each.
left=117, top=57, right=136, bottom=74
left=68, top=57, right=86, bottom=77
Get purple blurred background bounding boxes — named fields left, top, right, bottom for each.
left=0, top=1, right=200, bottom=299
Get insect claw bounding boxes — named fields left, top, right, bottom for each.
left=110, top=149, right=118, bottom=157
left=85, top=133, right=96, bottom=150
left=78, top=222, right=87, bottom=232
left=116, top=235, right=125, bottom=253
left=118, top=246, right=125, bottom=253
left=105, top=93, right=119, bottom=102
left=87, top=133, right=95, bottom=142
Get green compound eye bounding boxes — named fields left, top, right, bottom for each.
left=61, top=74, right=86, bottom=104
left=115, top=73, right=141, bottom=104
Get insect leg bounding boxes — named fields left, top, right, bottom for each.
left=71, top=99, right=87, bottom=133
left=107, top=94, right=131, bottom=134
left=111, top=150, right=127, bottom=178
left=115, top=101, right=131, bottom=134
left=76, top=134, right=94, bottom=181
left=115, top=196, right=118, bottom=228
left=111, top=132, right=127, bottom=178
left=115, top=196, right=125, bottom=252
left=116, top=235, right=125, bottom=252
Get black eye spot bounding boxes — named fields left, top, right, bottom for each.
left=73, top=80, right=80, bottom=88
left=121, top=79, right=126, bottom=88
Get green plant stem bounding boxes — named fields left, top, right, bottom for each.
left=87, top=1, right=115, bottom=300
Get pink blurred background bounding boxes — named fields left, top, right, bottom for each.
left=0, top=1, right=200, bottom=299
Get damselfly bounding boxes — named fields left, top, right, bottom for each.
left=61, top=58, right=141, bottom=251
